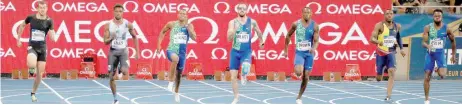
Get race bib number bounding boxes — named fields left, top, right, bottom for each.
left=31, top=29, right=46, bottom=41
left=297, top=41, right=311, bottom=51
left=174, top=32, right=187, bottom=44
left=384, top=36, right=396, bottom=47
left=111, top=39, right=127, bottom=48
left=430, top=38, right=444, bottom=49
left=236, top=32, right=250, bottom=43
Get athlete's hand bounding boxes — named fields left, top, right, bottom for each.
left=259, top=42, right=265, bottom=49
left=282, top=49, right=288, bottom=58
left=17, top=41, right=22, bottom=47
left=426, top=45, right=433, bottom=52
left=451, top=56, right=457, bottom=64
left=156, top=46, right=162, bottom=54
left=134, top=53, right=139, bottom=60
left=378, top=40, right=384, bottom=46
left=310, top=49, right=315, bottom=55
left=400, top=50, right=406, bottom=57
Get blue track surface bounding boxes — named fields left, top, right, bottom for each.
left=1, top=79, right=461, bottom=104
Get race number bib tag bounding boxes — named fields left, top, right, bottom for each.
left=430, top=38, right=444, bottom=49
left=384, top=36, right=396, bottom=47
left=31, top=29, right=46, bottom=41
left=111, top=38, right=127, bottom=48
left=174, top=32, right=187, bottom=44
left=297, top=40, right=311, bottom=51
left=236, top=32, right=250, bottom=43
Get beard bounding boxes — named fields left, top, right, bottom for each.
left=115, top=16, right=121, bottom=20
left=386, top=19, right=392, bottom=23
left=239, top=13, right=245, bottom=17
left=434, top=20, right=441, bottom=26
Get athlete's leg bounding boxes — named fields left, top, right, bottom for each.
left=385, top=54, right=397, bottom=99
left=166, top=50, right=179, bottom=92
left=173, top=53, right=186, bottom=102
left=174, top=53, right=185, bottom=93
left=229, top=50, right=241, bottom=104
left=28, top=47, right=38, bottom=95
left=239, top=51, right=252, bottom=85
left=423, top=53, right=435, bottom=103
left=107, top=50, right=121, bottom=103
left=296, top=54, right=313, bottom=104
left=29, top=46, right=43, bottom=102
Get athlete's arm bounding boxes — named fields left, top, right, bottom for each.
left=48, top=19, right=56, bottom=42
left=103, top=23, right=113, bottom=45
left=128, top=22, right=139, bottom=59
left=158, top=21, right=173, bottom=50
left=227, top=19, right=236, bottom=42
left=370, top=22, right=382, bottom=45
left=17, top=16, right=32, bottom=44
left=187, top=24, right=197, bottom=41
left=396, top=24, right=403, bottom=50
left=252, top=19, right=264, bottom=46
left=422, top=25, right=431, bottom=49
left=284, top=22, right=297, bottom=52
left=448, top=28, right=456, bottom=56
left=312, top=23, right=320, bottom=51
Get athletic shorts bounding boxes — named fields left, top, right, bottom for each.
left=424, top=51, right=446, bottom=72
left=294, top=51, right=314, bottom=71
left=108, top=48, right=129, bottom=73
left=376, top=53, right=396, bottom=75
left=229, top=49, right=252, bottom=70
left=166, top=50, right=186, bottom=71
left=28, top=45, right=47, bottom=61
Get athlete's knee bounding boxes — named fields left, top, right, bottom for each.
left=388, top=68, right=396, bottom=77
left=424, top=73, right=431, bottom=82
left=294, top=65, right=303, bottom=75
left=171, top=58, right=179, bottom=64
left=304, top=71, right=311, bottom=80
left=424, top=77, right=431, bottom=82
left=121, top=68, right=129, bottom=75
left=26, top=57, right=37, bottom=68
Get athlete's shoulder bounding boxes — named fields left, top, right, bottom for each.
left=250, top=18, right=257, bottom=22
left=291, top=20, right=299, bottom=27
left=374, top=22, right=383, bottom=28
left=27, top=14, right=35, bottom=18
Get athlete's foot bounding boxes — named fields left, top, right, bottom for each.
left=240, top=75, right=247, bottom=85
left=29, top=68, right=36, bottom=77
left=167, top=82, right=174, bottom=92
left=31, top=93, right=37, bottom=102
left=174, top=93, right=180, bottom=103
left=384, top=97, right=391, bottom=101
left=231, top=98, right=239, bottom=104
left=424, top=100, right=430, bottom=104
left=113, top=100, right=119, bottom=104
left=291, top=73, right=301, bottom=80
left=296, top=99, right=302, bottom=104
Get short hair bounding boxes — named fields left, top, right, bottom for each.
left=433, top=9, right=443, bottom=15
left=36, top=0, right=47, bottom=7
left=237, top=2, right=247, bottom=8
left=303, top=7, right=311, bottom=11
left=113, top=4, right=124, bottom=10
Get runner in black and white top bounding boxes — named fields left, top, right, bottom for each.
left=16, top=1, right=56, bottom=102
left=103, top=4, right=139, bottom=104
